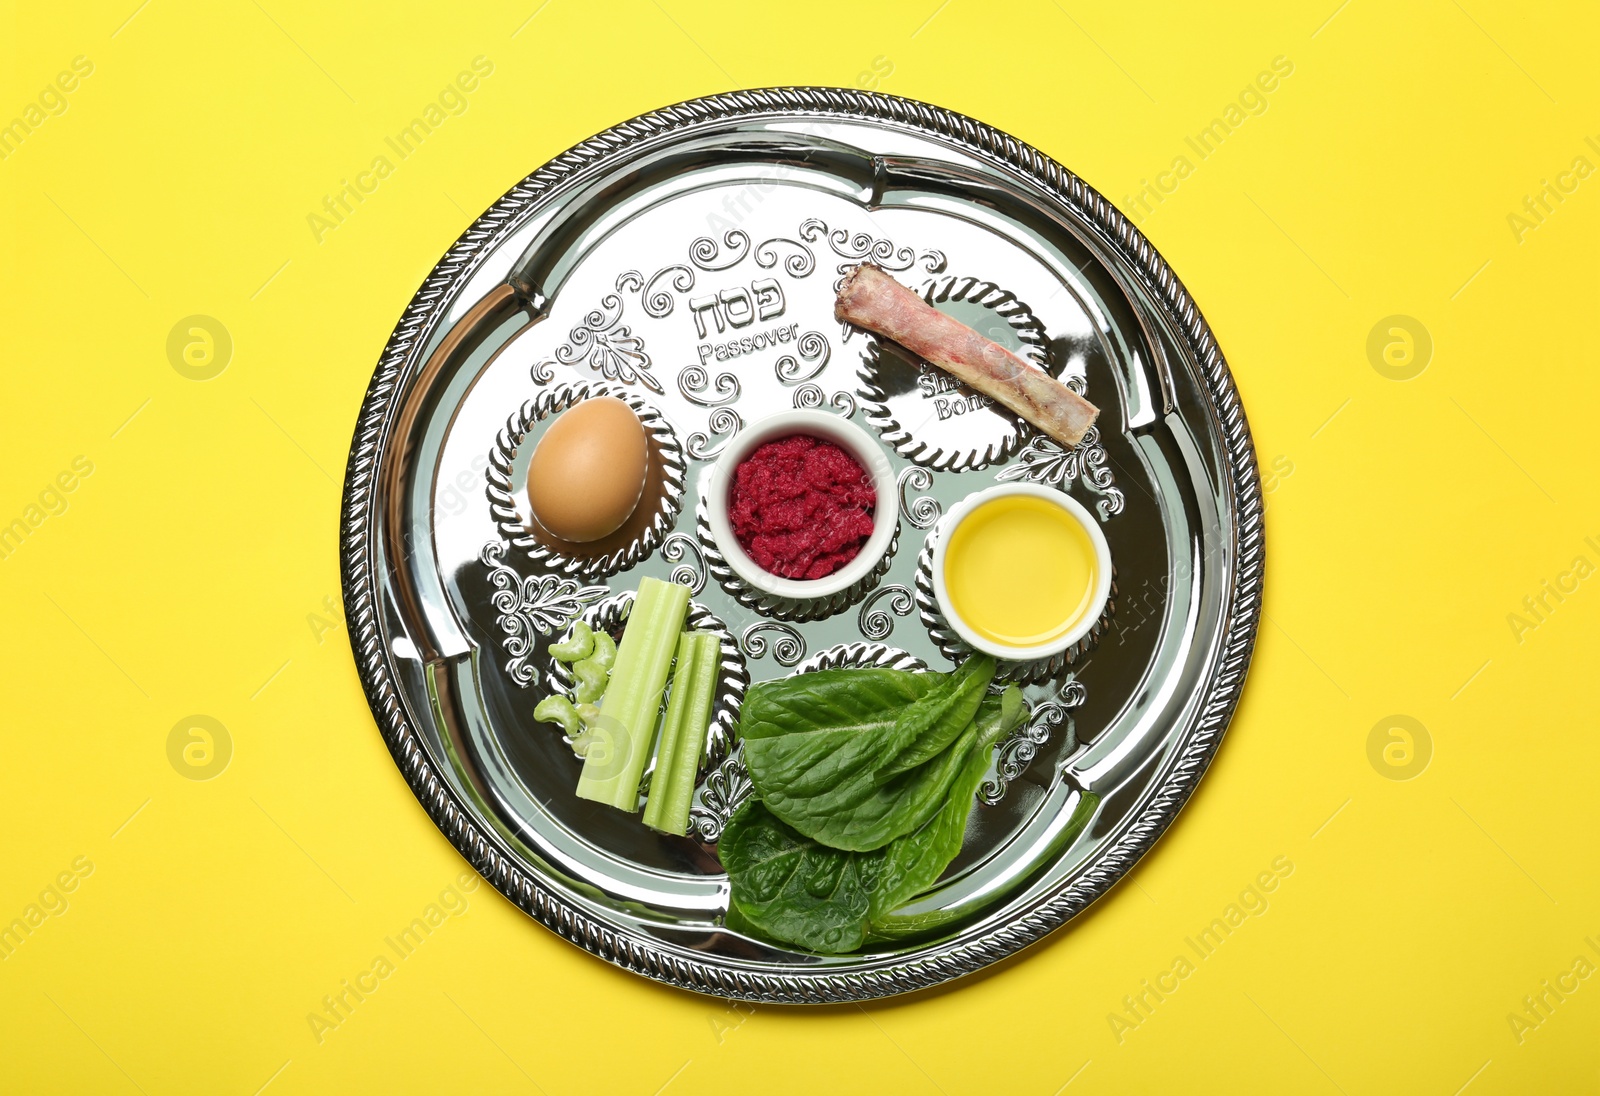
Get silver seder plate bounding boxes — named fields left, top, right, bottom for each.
left=340, top=89, right=1263, bottom=1003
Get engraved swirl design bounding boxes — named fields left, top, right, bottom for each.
left=754, top=235, right=816, bottom=277
left=616, top=227, right=787, bottom=323
left=738, top=621, right=805, bottom=666
left=800, top=216, right=947, bottom=287
left=619, top=265, right=695, bottom=318
left=660, top=533, right=706, bottom=594
left=686, top=407, right=743, bottom=460
left=857, top=584, right=914, bottom=640
left=977, top=679, right=1087, bottom=806
left=690, top=230, right=750, bottom=270
left=773, top=329, right=831, bottom=384
left=791, top=383, right=855, bottom=417
left=677, top=364, right=740, bottom=407
left=896, top=467, right=941, bottom=529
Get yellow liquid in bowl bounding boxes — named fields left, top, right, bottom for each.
left=942, top=494, right=1099, bottom=648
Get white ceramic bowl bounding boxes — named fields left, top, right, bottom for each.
left=703, top=410, right=897, bottom=600
left=931, top=483, right=1113, bottom=661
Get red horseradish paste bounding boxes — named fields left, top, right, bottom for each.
left=729, top=435, right=876, bottom=580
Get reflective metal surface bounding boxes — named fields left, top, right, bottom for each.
left=340, top=88, right=1264, bottom=1002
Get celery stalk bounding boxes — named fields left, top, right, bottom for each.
left=641, top=633, right=699, bottom=831
left=575, top=577, right=690, bottom=810
left=663, top=632, right=721, bottom=834
left=643, top=632, right=720, bottom=835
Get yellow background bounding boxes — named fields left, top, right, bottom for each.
left=3, top=1, right=1597, bottom=1092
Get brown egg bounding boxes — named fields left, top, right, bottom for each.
left=527, top=396, right=649, bottom=543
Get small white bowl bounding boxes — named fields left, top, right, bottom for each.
left=703, top=411, right=897, bottom=600
left=931, top=483, right=1112, bottom=661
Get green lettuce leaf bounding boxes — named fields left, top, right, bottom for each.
left=721, top=685, right=1027, bottom=954
left=718, top=800, right=883, bottom=954
left=737, top=667, right=940, bottom=744
left=867, top=790, right=1101, bottom=945
left=869, top=687, right=1023, bottom=918
left=742, top=657, right=995, bottom=852
left=877, top=655, right=998, bottom=777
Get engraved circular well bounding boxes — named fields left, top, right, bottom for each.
left=684, top=642, right=931, bottom=844
left=930, top=484, right=1113, bottom=662
left=486, top=382, right=686, bottom=579
left=702, top=409, right=898, bottom=603
left=694, top=473, right=899, bottom=622
left=913, top=524, right=1116, bottom=685
left=857, top=275, right=1057, bottom=472
left=793, top=642, right=928, bottom=674
left=546, top=591, right=748, bottom=777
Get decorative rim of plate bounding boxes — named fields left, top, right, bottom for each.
left=340, top=87, right=1264, bottom=1004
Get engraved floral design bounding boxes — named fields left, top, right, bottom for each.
left=996, top=427, right=1125, bottom=519
left=533, top=292, right=660, bottom=392
left=480, top=541, right=608, bottom=687
left=978, top=679, right=1086, bottom=805
left=688, top=745, right=755, bottom=843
